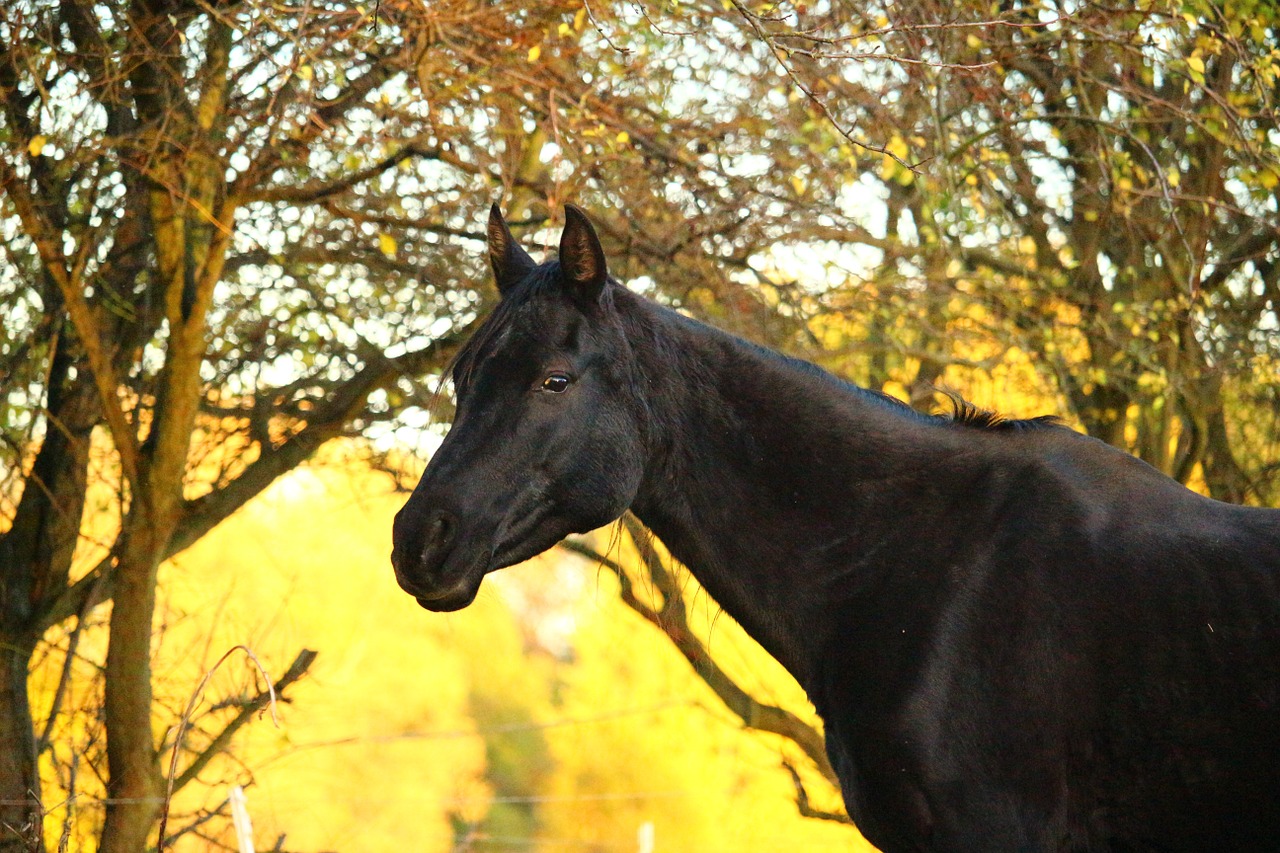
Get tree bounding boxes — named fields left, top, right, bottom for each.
left=0, top=0, right=471, bottom=847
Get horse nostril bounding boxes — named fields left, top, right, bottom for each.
left=420, top=509, right=458, bottom=567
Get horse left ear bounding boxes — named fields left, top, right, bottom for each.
left=489, top=204, right=537, bottom=295
left=559, top=205, right=607, bottom=307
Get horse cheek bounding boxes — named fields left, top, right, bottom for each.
left=562, top=421, right=643, bottom=531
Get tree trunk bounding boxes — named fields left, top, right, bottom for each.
left=1076, top=384, right=1130, bottom=449
left=98, top=535, right=164, bottom=853
left=0, top=639, right=41, bottom=853
left=1203, top=405, right=1251, bottom=505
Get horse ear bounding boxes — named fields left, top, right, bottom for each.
left=488, top=204, right=536, bottom=295
left=559, top=204, right=607, bottom=307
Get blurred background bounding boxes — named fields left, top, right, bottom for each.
left=0, top=0, right=1277, bottom=849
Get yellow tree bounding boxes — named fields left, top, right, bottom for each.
left=0, top=1, right=476, bottom=847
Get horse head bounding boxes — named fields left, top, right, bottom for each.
left=391, top=205, right=648, bottom=610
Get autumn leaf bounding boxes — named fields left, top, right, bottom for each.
left=378, top=233, right=397, bottom=258
left=885, top=135, right=909, bottom=161
left=1187, top=54, right=1206, bottom=84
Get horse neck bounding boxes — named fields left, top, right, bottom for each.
left=622, top=296, right=965, bottom=689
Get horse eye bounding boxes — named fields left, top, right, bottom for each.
left=541, top=373, right=571, bottom=393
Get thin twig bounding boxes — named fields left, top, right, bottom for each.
left=777, top=43, right=998, bottom=70
left=37, top=569, right=110, bottom=755
left=583, top=0, right=632, bottom=56
left=782, top=760, right=853, bottom=824
left=772, top=13, right=1076, bottom=47
left=56, top=751, right=78, bottom=853
left=157, top=645, right=285, bottom=850
left=726, top=0, right=919, bottom=170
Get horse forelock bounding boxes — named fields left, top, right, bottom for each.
left=447, top=264, right=560, bottom=395
left=447, top=263, right=641, bottom=396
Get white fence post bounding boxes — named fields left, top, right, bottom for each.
left=637, top=821, right=655, bottom=853
left=229, top=785, right=255, bottom=853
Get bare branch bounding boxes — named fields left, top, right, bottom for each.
left=0, top=158, right=142, bottom=488
left=782, top=761, right=853, bottom=824
left=168, top=649, right=317, bottom=797
left=559, top=528, right=840, bottom=787
left=248, top=141, right=446, bottom=204
left=726, top=0, right=920, bottom=170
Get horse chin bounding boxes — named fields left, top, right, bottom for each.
left=415, top=584, right=480, bottom=612
left=412, top=571, right=483, bottom=612
left=489, top=515, right=576, bottom=573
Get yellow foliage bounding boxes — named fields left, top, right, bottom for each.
left=1187, top=53, right=1206, bottom=84
left=378, top=232, right=398, bottom=259
left=156, top=467, right=491, bottom=850
left=879, top=136, right=914, bottom=186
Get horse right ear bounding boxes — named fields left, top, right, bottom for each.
left=559, top=204, right=607, bottom=309
left=488, top=204, right=536, bottom=295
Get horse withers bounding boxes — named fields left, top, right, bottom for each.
left=391, top=204, right=1280, bottom=852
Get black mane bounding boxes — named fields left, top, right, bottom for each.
left=942, top=393, right=1062, bottom=432
left=453, top=276, right=1058, bottom=434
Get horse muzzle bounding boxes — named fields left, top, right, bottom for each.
left=391, top=505, right=489, bottom=610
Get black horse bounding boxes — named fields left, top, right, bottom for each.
left=392, top=205, right=1280, bottom=852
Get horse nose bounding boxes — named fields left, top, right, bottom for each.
left=418, top=508, right=458, bottom=569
